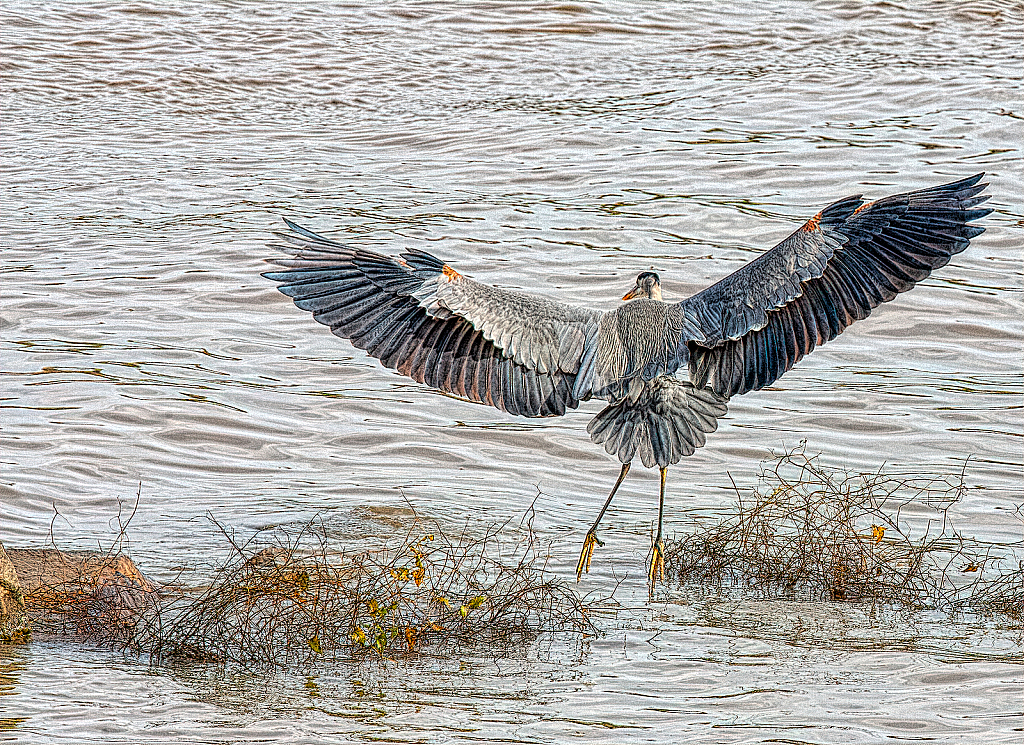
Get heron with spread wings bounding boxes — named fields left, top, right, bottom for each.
left=264, top=174, right=990, bottom=588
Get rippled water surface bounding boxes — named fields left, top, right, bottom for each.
left=2, top=1, right=1022, bottom=742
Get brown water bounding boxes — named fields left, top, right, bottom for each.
left=2, top=1, right=1022, bottom=742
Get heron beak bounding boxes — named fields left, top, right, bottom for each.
left=622, top=287, right=640, bottom=301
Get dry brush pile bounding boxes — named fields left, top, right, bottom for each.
left=664, top=448, right=1023, bottom=623
left=135, top=518, right=593, bottom=666
left=23, top=511, right=593, bottom=667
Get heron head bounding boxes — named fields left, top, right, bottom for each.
left=622, top=271, right=662, bottom=301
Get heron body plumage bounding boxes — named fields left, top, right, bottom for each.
left=264, top=173, right=991, bottom=589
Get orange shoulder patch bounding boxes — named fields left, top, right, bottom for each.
left=799, top=212, right=822, bottom=233
left=442, top=264, right=462, bottom=281
left=851, top=200, right=874, bottom=217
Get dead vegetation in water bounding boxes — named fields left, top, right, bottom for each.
left=664, top=448, right=1023, bottom=623
left=134, top=515, right=593, bottom=666
left=15, top=452, right=1021, bottom=664
left=22, top=501, right=593, bottom=667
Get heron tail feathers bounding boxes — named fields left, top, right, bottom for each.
left=587, top=380, right=728, bottom=468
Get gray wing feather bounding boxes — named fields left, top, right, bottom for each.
left=413, top=272, right=601, bottom=375
left=263, top=221, right=590, bottom=417
left=683, top=173, right=991, bottom=397
left=683, top=195, right=862, bottom=346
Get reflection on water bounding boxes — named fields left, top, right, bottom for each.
left=0, top=647, right=28, bottom=732
left=2, top=0, right=1022, bottom=741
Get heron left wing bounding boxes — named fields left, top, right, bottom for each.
left=681, top=173, right=991, bottom=397
left=263, top=220, right=600, bottom=417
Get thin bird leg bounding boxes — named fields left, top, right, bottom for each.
left=576, top=462, right=631, bottom=580
left=649, top=466, right=668, bottom=593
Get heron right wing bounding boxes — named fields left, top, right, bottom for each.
left=681, top=173, right=991, bottom=397
left=263, top=221, right=601, bottom=417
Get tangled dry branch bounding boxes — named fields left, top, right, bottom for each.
left=123, top=515, right=592, bottom=666
left=664, top=448, right=1023, bottom=622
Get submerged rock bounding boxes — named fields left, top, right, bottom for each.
left=5, top=548, right=158, bottom=640
left=6, top=549, right=156, bottom=594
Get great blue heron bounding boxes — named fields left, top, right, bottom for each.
left=264, top=173, right=990, bottom=588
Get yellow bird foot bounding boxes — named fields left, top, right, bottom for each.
left=648, top=537, right=666, bottom=592
left=576, top=529, right=603, bottom=581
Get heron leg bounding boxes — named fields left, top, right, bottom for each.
left=649, top=466, right=668, bottom=593
left=576, top=462, right=631, bottom=581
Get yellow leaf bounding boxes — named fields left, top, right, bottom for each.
left=459, top=604, right=469, bottom=618
left=411, top=567, right=425, bottom=587
left=964, top=563, right=980, bottom=572
left=351, top=627, right=367, bottom=645
left=404, top=627, right=417, bottom=650
left=435, top=596, right=449, bottom=607
left=468, top=595, right=486, bottom=609
left=307, top=636, right=322, bottom=654
left=870, top=525, right=885, bottom=544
